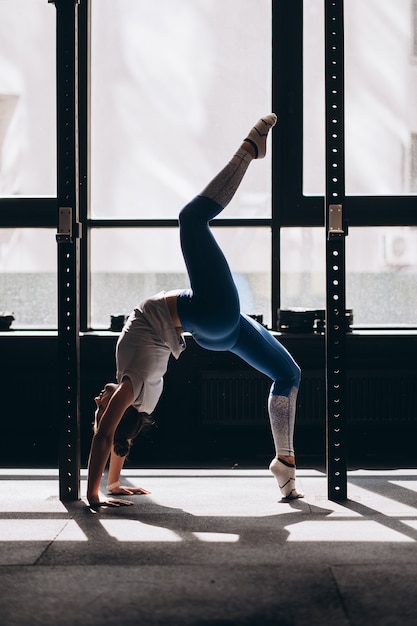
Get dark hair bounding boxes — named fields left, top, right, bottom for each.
left=113, top=406, right=154, bottom=458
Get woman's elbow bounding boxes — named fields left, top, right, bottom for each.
left=93, top=428, right=114, bottom=449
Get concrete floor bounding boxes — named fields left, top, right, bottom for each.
left=1, top=467, right=417, bottom=626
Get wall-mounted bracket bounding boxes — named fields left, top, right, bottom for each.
left=56, top=206, right=72, bottom=243
left=328, top=204, right=345, bottom=239
left=56, top=206, right=82, bottom=244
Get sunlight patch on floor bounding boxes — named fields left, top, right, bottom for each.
left=285, top=520, right=415, bottom=542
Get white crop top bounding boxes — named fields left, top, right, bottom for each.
left=116, top=291, right=186, bottom=414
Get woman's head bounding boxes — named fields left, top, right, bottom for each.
left=93, top=382, right=154, bottom=457
left=113, top=407, right=154, bottom=458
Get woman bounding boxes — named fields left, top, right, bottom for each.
left=87, top=114, right=303, bottom=507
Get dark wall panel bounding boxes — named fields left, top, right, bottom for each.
left=1, top=333, right=416, bottom=469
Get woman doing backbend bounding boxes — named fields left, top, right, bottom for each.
left=87, top=114, right=303, bottom=508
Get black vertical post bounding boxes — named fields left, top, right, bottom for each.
left=78, top=0, right=90, bottom=333
left=271, top=0, right=304, bottom=328
left=52, top=0, right=81, bottom=501
left=325, top=0, right=348, bottom=500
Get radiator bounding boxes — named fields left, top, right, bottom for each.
left=199, top=369, right=417, bottom=427
left=200, top=370, right=270, bottom=425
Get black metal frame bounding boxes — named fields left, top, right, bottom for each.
left=324, top=0, right=347, bottom=500
left=78, top=0, right=90, bottom=333
left=272, top=1, right=417, bottom=229
left=1, top=2, right=417, bottom=502
left=53, top=0, right=82, bottom=501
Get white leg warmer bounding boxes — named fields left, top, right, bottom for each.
left=268, top=388, right=304, bottom=499
left=200, top=149, right=253, bottom=208
left=268, top=388, right=298, bottom=457
left=199, top=114, right=277, bottom=208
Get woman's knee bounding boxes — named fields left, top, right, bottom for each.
left=271, top=362, right=301, bottom=396
left=292, top=362, right=301, bottom=387
left=290, top=361, right=301, bottom=390
left=178, top=200, right=195, bottom=224
left=179, top=195, right=223, bottom=224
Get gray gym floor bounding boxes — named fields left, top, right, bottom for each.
left=1, top=467, right=417, bottom=625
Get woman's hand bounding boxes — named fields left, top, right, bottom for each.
left=108, top=485, right=151, bottom=496
left=87, top=494, right=134, bottom=510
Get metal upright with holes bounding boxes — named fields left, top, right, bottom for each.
left=51, top=0, right=82, bottom=501
left=325, top=0, right=348, bottom=500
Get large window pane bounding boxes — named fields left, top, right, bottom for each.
left=0, top=229, right=56, bottom=328
left=303, top=0, right=325, bottom=197
left=91, top=227, right=271, bottom=328
left=344, top=0, right=413, bottom=195
left=346, top=227, right=417, bottom=327
left=90, top=0, right=272, bottom=219
left=0, top=0, right=56, bottom=196
left=303, top=0, right=416, bottom=196
left=280, top=228, right=326, bottom=311
left=281, top=226, right=417, bottom=327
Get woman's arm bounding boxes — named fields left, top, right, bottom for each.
left=86, top=378, right=134, bottom=506
left=107, top=450, right=151, bottom=495
left=107, top=450, right=126, bottom=491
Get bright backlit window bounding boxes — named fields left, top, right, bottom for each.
left=281, top=226, right=417, bottom=327
left=0, top=0, right=56, bottom=329
left=291, top=0, right=417, bottom=328
left=0, top=228, right=56, bottom=328
left=0, top=0, right=56, bottom=197
left=90, top=0, right=273, bottom=328
left=90, top=0, right=272, bottom=219
left=91, top=227, right=271, bottom=328
left=303, top=0, right=415, bottom=197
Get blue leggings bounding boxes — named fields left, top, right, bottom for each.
left=176, top=196, right=301, bottom=397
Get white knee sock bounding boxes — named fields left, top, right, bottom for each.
left=268, top=389, right=304, bottom=499
left=268, top=389, right=298, bottom=457
left=200, top=114, right=277, bottom=208
left=200, top=148, right=252, bottom=208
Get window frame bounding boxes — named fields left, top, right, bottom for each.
left=1, top=1, right=417, bottom=332
left=273, top=2, right=417, bottom=229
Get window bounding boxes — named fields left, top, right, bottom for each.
left=0, top=228, right=56, bottom=328
left=90, top=0, right=272, bottom=219
left=0, top=0, right=56, bottom=329
left=0, top=0, right=56, bottom=197
left=90, top=0, right=273, bottom=328
left=304, top=0, right=416, bottom=197
left=347, top=227, right=417, bottom=327
left=2, top=2, right=417, bottom=331
left=280, top=228, right=325, bottom=312
left=290, top=0, right=417, bottom=328
left=281, top=226, right=417, bottom=327
left=91, top=226, right=271, bottom=328
left=344, top=0, right=413, bottom=196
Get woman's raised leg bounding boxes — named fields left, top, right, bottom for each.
left=177, top=115, right=277, bottom=349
